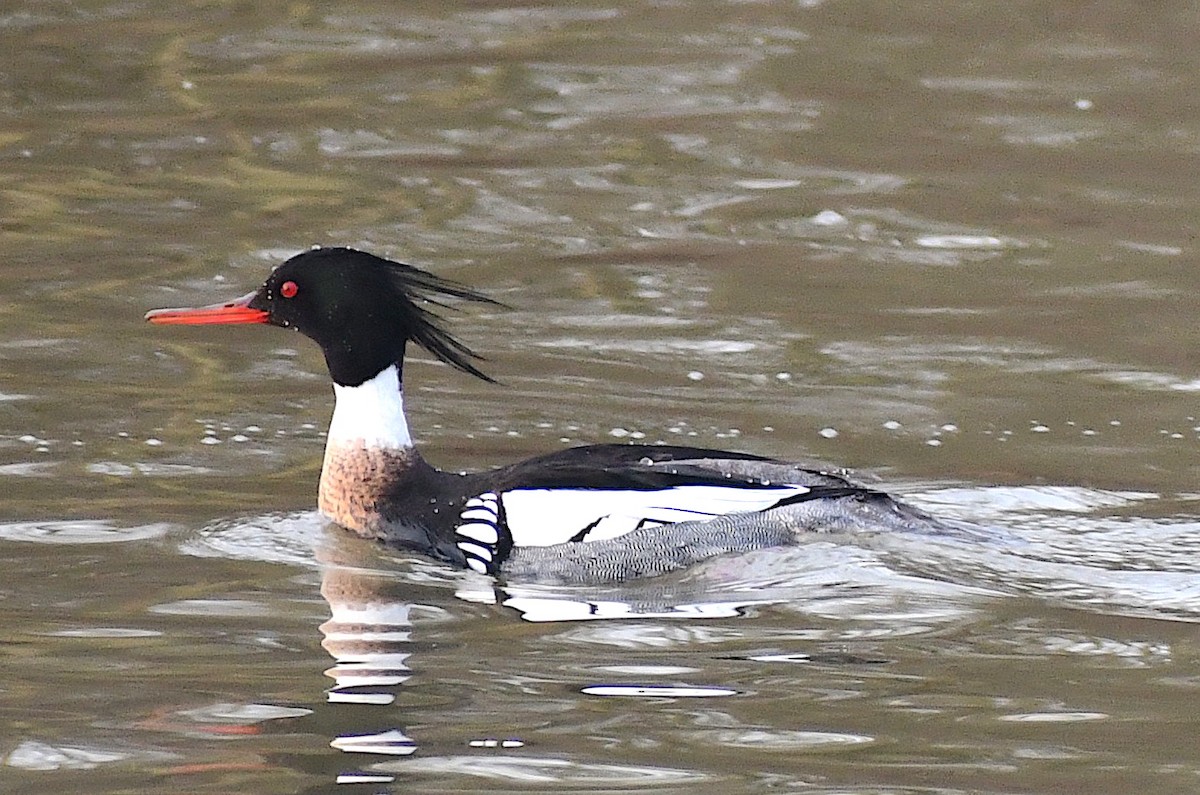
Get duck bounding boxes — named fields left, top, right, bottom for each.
left=146, top=246, right=948, bottom=583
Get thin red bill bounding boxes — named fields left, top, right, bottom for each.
left=145, top=292, right=268, bottom=325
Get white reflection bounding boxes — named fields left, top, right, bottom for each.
left=999, top=712, right=1108, bottom=723
left=4, top=741, right=130, bottom=771
left=372, top=754, right=709, bottom=785
left=581, top=685, right=735, bottom=698
left=330, top=729, right=417, bottom=756
left=687, top=728, right=874, bottom=749
left=0, top=520, right=170, bottom=544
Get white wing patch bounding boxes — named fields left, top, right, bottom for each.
left=500, top=484, right=810, bottom=548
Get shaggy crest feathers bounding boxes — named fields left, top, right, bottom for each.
left=377, top=257, right=504, bottom=384
left=294, top=247, right=504, bottom=384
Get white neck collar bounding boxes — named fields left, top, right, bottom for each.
left=327, top=364, right=413, bottom=450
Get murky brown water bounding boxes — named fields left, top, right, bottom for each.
left=3, top=1, right=1200, bottom=792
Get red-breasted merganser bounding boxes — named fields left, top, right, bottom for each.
left=146, top=247, right=947, bottom=583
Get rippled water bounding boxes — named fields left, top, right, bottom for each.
left=4, top=0, right=1200, bottom=792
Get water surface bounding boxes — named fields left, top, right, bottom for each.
left=3, top=1, right=1200, bottom=792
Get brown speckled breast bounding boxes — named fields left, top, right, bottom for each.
left=319, top=441, right=424, bottom=538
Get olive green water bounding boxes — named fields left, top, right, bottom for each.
left=3, top=1, right=1200, bottom=792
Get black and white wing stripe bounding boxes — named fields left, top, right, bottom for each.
left=452, top=482, right=812, bottom=572
left=453, top=491, right=502, bottom=574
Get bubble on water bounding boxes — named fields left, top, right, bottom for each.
left=809, top=209, right=847, bottom=226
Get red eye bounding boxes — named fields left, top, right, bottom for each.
left=280, top=281, right=298, bottom=299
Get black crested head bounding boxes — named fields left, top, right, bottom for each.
left=247, top=247, right=501, bottom=387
